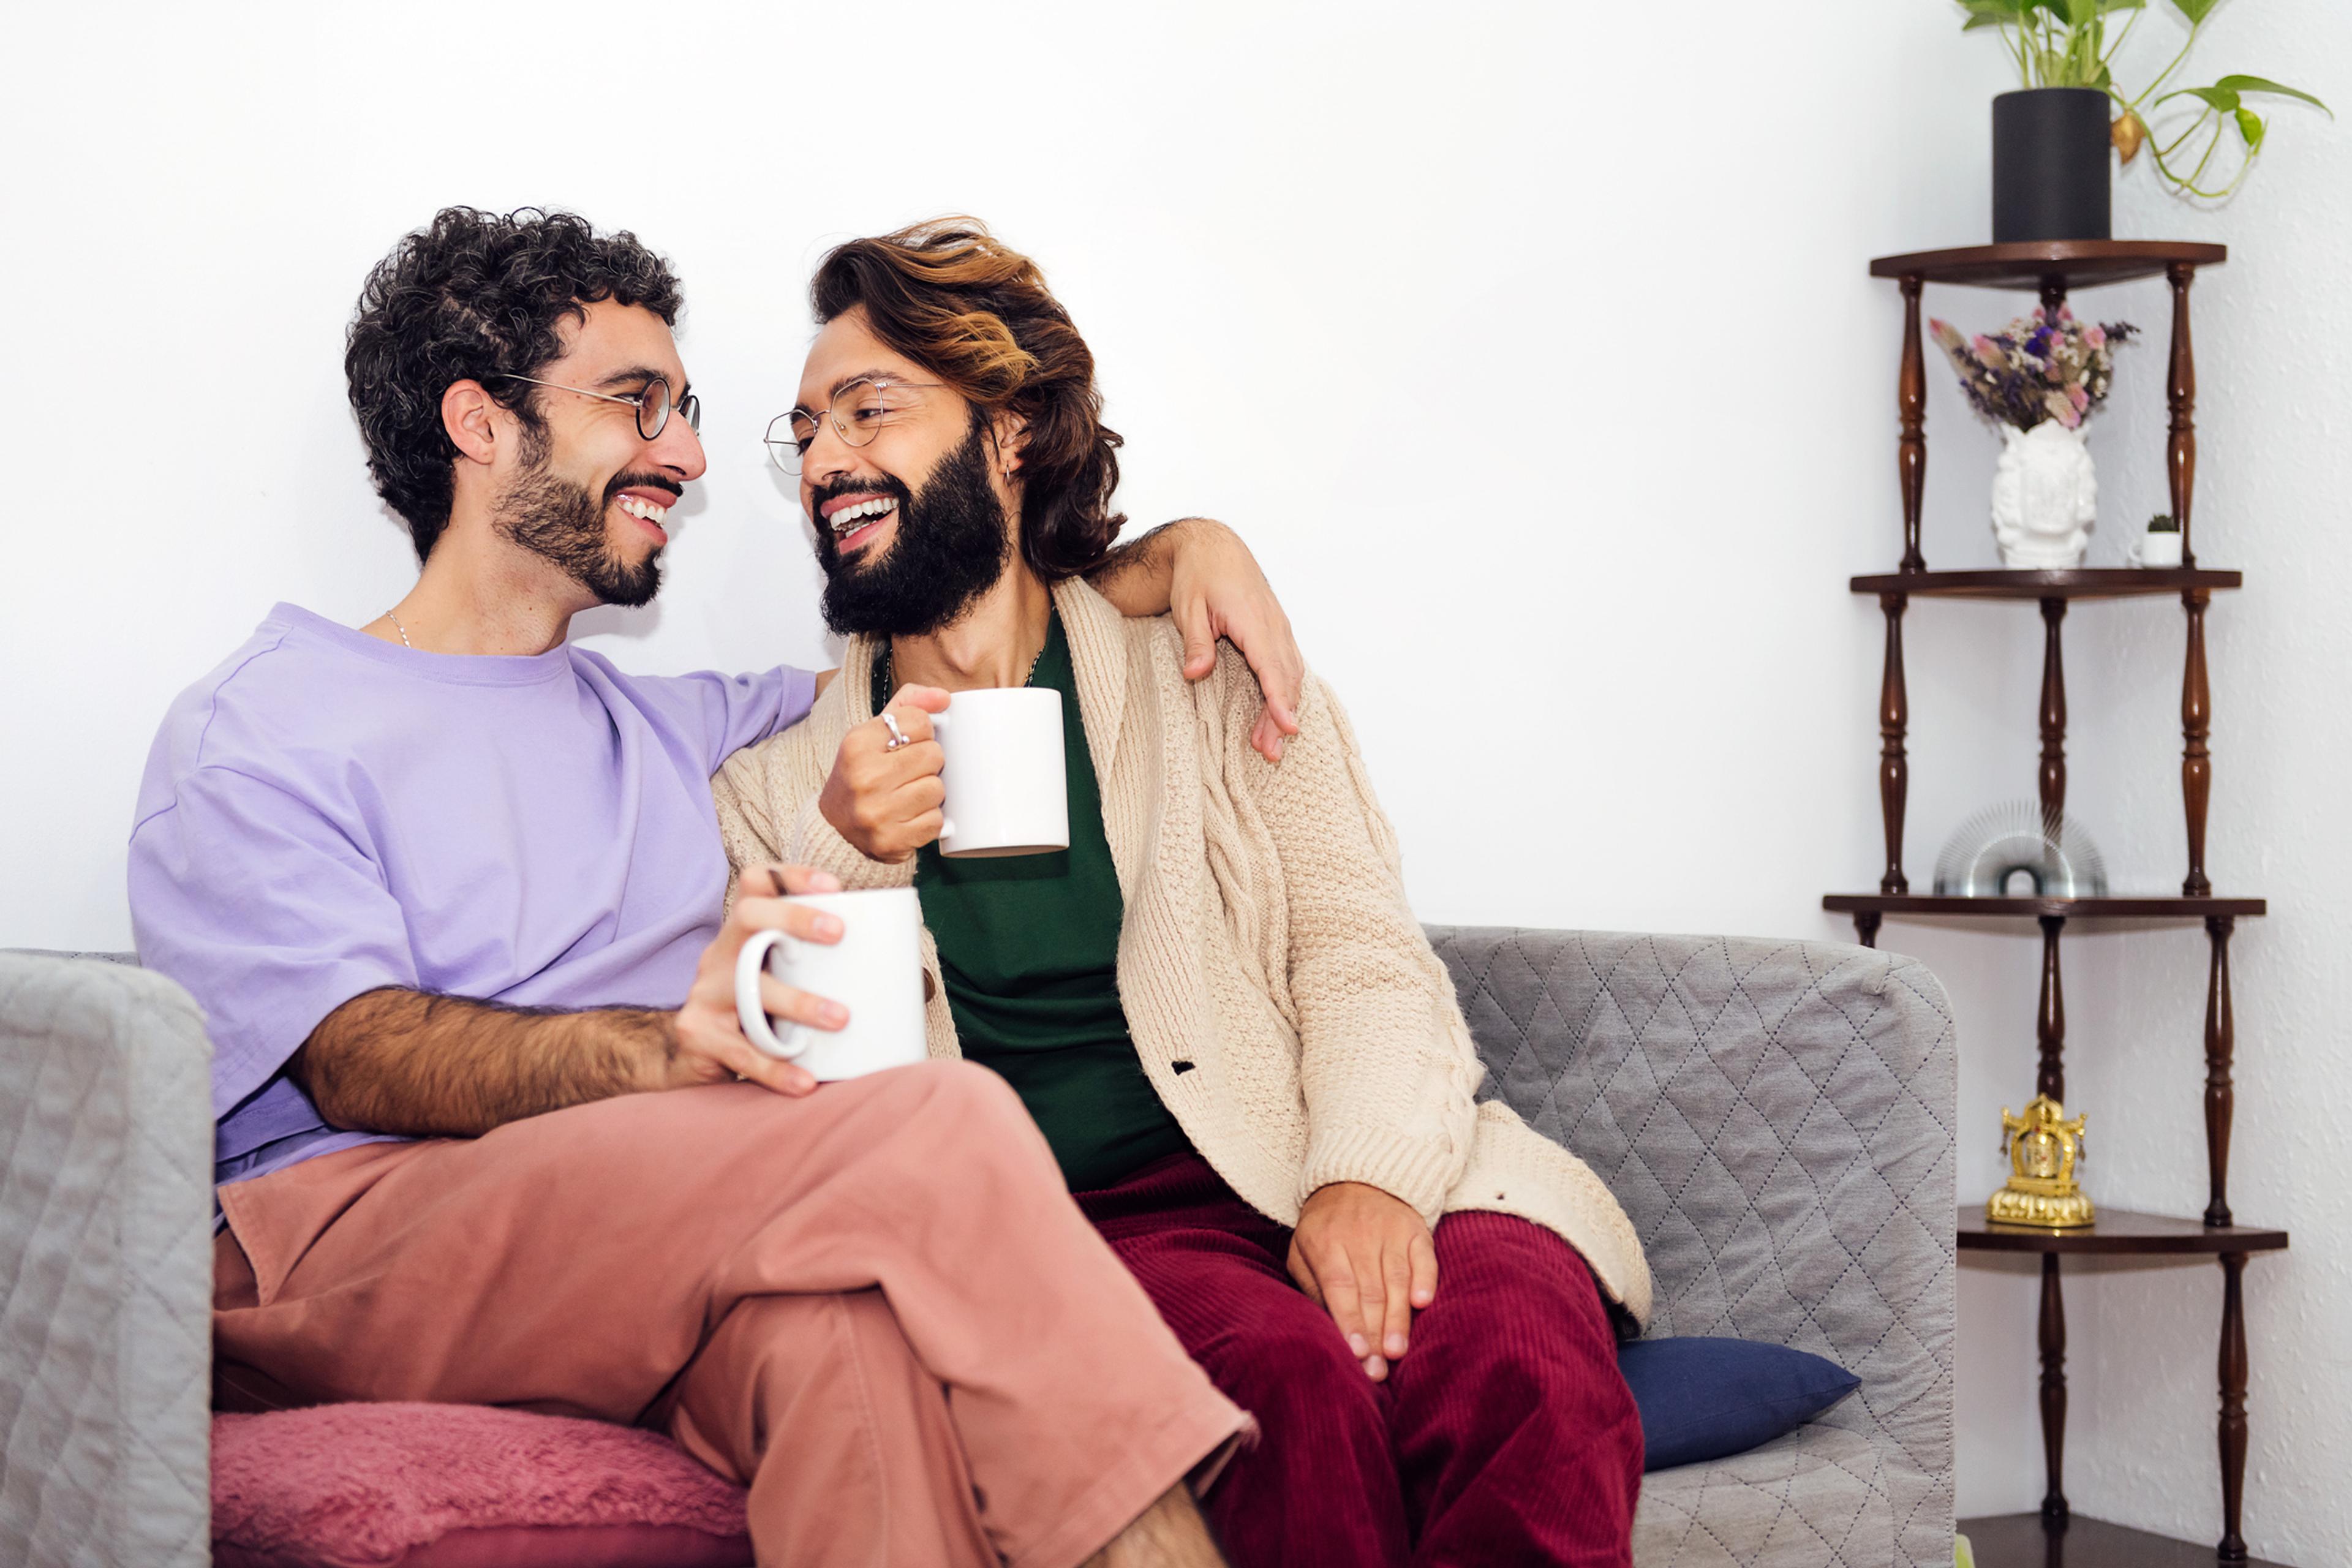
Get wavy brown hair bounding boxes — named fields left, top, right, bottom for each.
left=810, top=218, right=1123, bottom=580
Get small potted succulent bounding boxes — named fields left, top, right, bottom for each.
left=2132, top=512, right=2185, bottom=568
left=1931, top=305, right=2138, bottom=567
left=1956, top=0, right=2330, bottom=241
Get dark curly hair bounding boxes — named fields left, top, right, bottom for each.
left=345, top=207, right=684, bottom=562
left=810, top=218, right=1123, bottom=581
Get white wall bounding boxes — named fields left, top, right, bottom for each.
left=4, top=1, right=2343, bottom=1558
left=7, top=0, right=1973, bottom=948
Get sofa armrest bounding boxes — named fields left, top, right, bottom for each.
left=1427, top=927, right=1956, bottom=1566
left=1, top=952, right=213, bottom=1568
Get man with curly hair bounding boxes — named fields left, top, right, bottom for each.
left=126, top=206, right=1317, bottom=1568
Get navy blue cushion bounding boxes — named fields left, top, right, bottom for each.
left=1618, top=1336, right=1860, bottom=1471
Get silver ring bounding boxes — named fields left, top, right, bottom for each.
left=880, top=710, right=913, bottom=751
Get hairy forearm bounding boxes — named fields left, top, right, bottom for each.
left=290, top=987, right=674, bottom=1138
left=1084, top=520, right=1184, bottom=614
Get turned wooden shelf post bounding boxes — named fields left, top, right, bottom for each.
left=1898, top=274, right=1928, bottom=573
left=2169, top=262, right=2201, bottom=568
left=2219, top=1251, right=2251, bottom=1561
left=2037, top=915, right=2067, bottom=1103
left=2184, top=587, right=2215, bottom=896
left=1879, top=592, right=1909, bottom=894
left=2041, top=1254, right=2070, bottom=1525
left=2204, top=914, right=2237, bottom=1227
left=2040, top=597, right=2068, bottom=821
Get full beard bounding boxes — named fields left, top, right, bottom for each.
left=494, top=444, right=665, bottom=609
left=816, top=418, right=1012, bottom=638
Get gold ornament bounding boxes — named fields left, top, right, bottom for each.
left=1988, top=1095, right=2095, bottom=1229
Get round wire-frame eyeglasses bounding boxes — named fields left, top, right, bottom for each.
left=497, top=374, right=700, bottom=442
left=765, top=379, right=946, bottom=475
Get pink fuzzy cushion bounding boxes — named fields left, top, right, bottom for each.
left=211, top=1404, right=753, bottom=1568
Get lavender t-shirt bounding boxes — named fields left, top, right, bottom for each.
left=127, top=603, right=818, bottom=1191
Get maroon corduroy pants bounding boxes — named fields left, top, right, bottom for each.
left=1078, top=1153, right=1643, bottom=1568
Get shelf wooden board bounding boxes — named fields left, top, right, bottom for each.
left=1871, top=240, right=2228, bottom=290
left=1959, top=1207, right=2288, bottom=1256
left=1852, top=568, right=2242, bottom=601
left=1825, top=894, right=2266, bottom=919
left=1962, top=1512, right=2294, bottom=1567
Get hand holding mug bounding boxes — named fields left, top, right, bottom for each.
left=734, top=888, right=928, bottom=1079
left=930, top=688, right=1069, bottom=858
left=820, top=684, right=949, bottom=862
left=669, top=864, right=849, bottom=1097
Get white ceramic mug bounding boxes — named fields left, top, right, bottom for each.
left=930, top=688, right=1070, bottom=858
left=733, top=888, right=929, bottom=1077
left=2128, top=530, right=2184, bottom=568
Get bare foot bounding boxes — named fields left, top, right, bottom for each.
left=1083, top=1484, right=1227, bottom=1568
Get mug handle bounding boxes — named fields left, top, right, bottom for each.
left=735, top=928, right=812, bottom=1060
left=929, top=708, right=955, bottom=842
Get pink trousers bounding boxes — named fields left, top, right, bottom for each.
left=213, top=1063, right=1248, bottom=1568
left=1080, top=1154, right=1643, bottom=1568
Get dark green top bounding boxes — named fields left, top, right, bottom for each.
left=875, top=609, right=1191, bottom=1192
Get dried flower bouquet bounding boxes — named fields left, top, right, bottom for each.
left=1929, top=304, right=2138, bottom=432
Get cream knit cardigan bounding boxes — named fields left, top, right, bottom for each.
left=711, top=579, right=1652, bottom=1325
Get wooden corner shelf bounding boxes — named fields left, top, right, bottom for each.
left=1871, top=240, right=2227, bottom=290
left=1849, top=239, right=2278, bottom=1558
left=1826, top=894, right=2265, bottom=921
left=1875, top=241, right=2222, bottom=572
left=1959, top=1206, right=2288, bottom=1257
left=1852, top=568, right=2242, bottom=601
left=1958, top=1209, right=2287, bottom=1565
left=1961, top=1512, right=2296, bottom=1567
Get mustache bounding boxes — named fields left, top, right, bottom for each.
left=603, top=471, right=684, bottom=505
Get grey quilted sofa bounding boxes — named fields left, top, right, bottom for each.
left=1, top=928, right=1954, bottom=1568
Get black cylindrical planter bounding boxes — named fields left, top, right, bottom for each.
left=1992, top=88, right=2113, bottom=243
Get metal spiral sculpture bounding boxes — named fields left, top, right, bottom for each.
left=1932, top=802, right=2109, bottom=898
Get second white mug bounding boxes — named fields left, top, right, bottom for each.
left=932, top=687, right=1071, bottom=858
left=734, top=888, right=929, bottom=1079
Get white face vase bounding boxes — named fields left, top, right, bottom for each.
left=1990, top=421, right=2097, bottom=570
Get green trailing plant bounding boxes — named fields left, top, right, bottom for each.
left=1956, top=0, right=2329, bottom=198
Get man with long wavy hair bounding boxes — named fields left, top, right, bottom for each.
left=716, top=219, right=1651, bottom=1568
left=127, top=206, right=1336, bottom=1568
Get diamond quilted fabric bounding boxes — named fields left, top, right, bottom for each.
left=1427, top=927, right=1956, bottom=1568
left=2, top=953, right=213, bottom=1568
